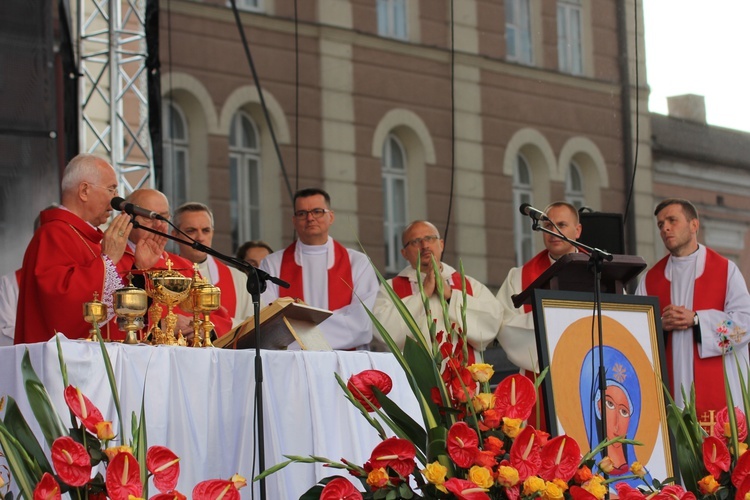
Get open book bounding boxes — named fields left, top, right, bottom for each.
left=213, top=297, right=332, bottom=350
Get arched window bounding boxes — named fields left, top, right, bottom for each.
left=163, top=101, right=189, bottom=209
left=565, top=161, right=585, bottom=209
left=229, top=111, right=261, bottom=250
left=382, top=134, right=408, bottom=273
left=377, top=0, right=407, bottom=40
left=513, top=154, right=534, bottom=266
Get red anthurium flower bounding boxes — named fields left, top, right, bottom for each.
left=509, top=426, right=541, bottom=481
left=150, top=492, right=188, bottom=500
left=147, top=446, right=181, bottom=493
left=732, top=446, right=750, bottom=487
left=447, top=422, right=480, bottom=469
left=50, top=436, right=92, bottom=487
left=650, top=485, right=696, bottom=500
left=443, top=478, right=491, bottom=500
left=347, top=370, right=393, bottom=411
left=737, top=475, right=750, bottom=500
left=33, top=472, right=61, bottom=500
left=319, top=477, right=363, bottom=500
left=63, top=385, right=106, bottom=434
left=369, top=437, right=416, bottom=477
left=192, top=479, right=241, bottom=500
left=615, top=483, right=647, bottom=500
left=702, top=435, right=730, bottom=480
left=569, top=485, right=599, bottom=500
left=494, top=374, right=536, bottom=421
left=539, top=435, right=581, bottom=482
left=713, top=406, right=748, bottom=442
left=105, top=451, right=142, bottom=500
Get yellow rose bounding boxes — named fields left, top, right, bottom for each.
left=0, top=472, right=5, bottom=489
left=597, top=456, right=614, bottom=474
left=367, top=467, right=389, bottom=489
left=95, top=420, right=115, bottom=441
left=523, top=476, right=546, bottom=496
left=630, top=462, right=646, bottom=478
left=468, top=466, right=494, bottom=489
left=583, top=476, right=607, bottom=500
left=468, top=363, right=495, bottom=383
left=698, top=475, right=720, bottom=495
left=741, top=443, right=749, bottom=456
left=503, top=417, right=523, bottom=438
left=552, top=478, right=569, bottom=493
left=543, top=480, right=565, bottom=500
left=745, top=492, right=750, bottom=500
left=230, top=473, right=247, bottom=490
left=497, top=465, right=520, bottom=487
left=422, top=461, right=448, bottom=486
left=104, top=445, right=133, bottom=461
left=472, top=393, right=495, bottom=412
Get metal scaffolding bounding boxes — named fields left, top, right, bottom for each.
left=78, top=0, right=154, bottom=195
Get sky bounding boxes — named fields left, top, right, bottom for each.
left=643, top=0, right=750, bottom=133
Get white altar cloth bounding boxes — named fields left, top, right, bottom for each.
left=0, top=336, right=422, bottom=498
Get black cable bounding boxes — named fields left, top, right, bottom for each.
left=166, top=0, right=174, bottom=192
left=229, top=0, right=294, bottom=204
left=294, top=0, right=300, bottom=192
left=443, top=0, right=457, bottom=244
left=622, top=0, right=640, bottom=226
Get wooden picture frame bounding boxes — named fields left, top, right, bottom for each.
left=532, top=289, right=676, bottom=492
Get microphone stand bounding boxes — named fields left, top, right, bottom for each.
left=529, top=217, right=613, bottom=488
left=132, top=220, right=287, bottom=500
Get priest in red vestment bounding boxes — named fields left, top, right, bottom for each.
left=15, top=154, right=140, bottom=343
left=636, top=198, right=750, bottom=417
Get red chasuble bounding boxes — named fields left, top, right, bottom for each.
left=213, top=258, right=238, bottom=319
left=279, top=241, right=353, bottom=311
left=645, top=248, right=727, bottom=416
left=520, top=250, right=552, bottom=313
left=16, top=208, right=111, bottom=343
left=391, top=271, right=474, bottom=299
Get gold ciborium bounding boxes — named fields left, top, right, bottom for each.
left=179, top=273, right=222, bottom=347
left=145, top=260, right=193, bottom=345
left=83, top=292, right=108, bottom=341
left=114, top=275, right=148, bottom=345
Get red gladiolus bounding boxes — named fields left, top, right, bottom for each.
left=63, top=386, right=106, bottom=434
left=713, top=406, right=748, bottom=442
left=192, top=479, right=241, bottom=500
left=449, top=367, right=478, bottom=403
left=447, top=422, right=480, bottom=469
left=615, top=483, right=647, bottom=500
left=347, top=370, right=393, bottom=411
left=538, top=435, right=581, bottom=482
left=702, top=435, right=730, bottom=480
left=443, top=478, right=491, bottom=500
left=732, top=447, right=750, bottom=487
left=494, top=374, right=536, bottom=421
left=509, top=426, right=541, bottom=481
left=150, top=493, right=187, bottom=500
left=650, top=485, right=696, bottom=500
left=369, top=437, right=416, bottom=477
left=105, top=451, right=142, bottom=500
left=50, top=436, right=92, bottom=487
left=33, top=472, right=61, bottom=500
left=319, top=477, right=363, bottom=500
left=147, top=446, right=181, bottom=493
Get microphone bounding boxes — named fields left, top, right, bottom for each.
left=519, top=203, right=550, bottom=222
left=111, top=197, right=167, bottom=220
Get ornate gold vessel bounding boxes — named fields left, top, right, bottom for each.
left=114, top=275, right=149, bottom=344
left=145, top=260, right=193, bottom=345
left=179, top=270, right=221, bottom=347
left=83, top=292, right=108, bottom=341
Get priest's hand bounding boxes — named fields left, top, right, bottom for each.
left=134, top=221, right=168, bottom=270
left=101, top=214, right=133, bottom=264
left=661, top=304, right=695, bottom=332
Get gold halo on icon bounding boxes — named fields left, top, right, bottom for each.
left=550, top=315, right=659, bottom=465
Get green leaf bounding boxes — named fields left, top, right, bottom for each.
left=2, top=396, right=53, bottom=474
left=20, top=349, right=67, bottom=447
left=252, top=459, right=294, bottom=481
left=0, top=420, right=40, bottom=498
left=95, top=333, right=123, bottom=433
left=373, top=387, right=427, bottom=449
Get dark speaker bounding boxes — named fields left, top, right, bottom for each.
left=578, top=211, right=625, bottom=255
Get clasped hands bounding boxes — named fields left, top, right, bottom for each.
left=422, top=267, right=452, bottom=300
left=660, top=304, right=696, bottom=332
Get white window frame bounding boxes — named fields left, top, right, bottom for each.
left=162, top=100, right=189, bottom=210
left=513, top=154, right=534, bottom=266
left=229, top=0, right=262, bottom=12
left=565, top=161, right=585, bottom=209
left=229, top=111, right=261, bottom=250
left=382, top=134, right=409, bottom=273
left=377, top=0, right=408, bottom=40
left=557, top=0, right=583, bottom=75
left=506, top=0, right=533, bottom=65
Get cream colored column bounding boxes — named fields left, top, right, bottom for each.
left=318, top=3, right=358, bottom=246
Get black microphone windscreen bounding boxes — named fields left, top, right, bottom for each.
left=519, top=203, right=531, bottom=216
left=111, top=197, right=126, bottom=211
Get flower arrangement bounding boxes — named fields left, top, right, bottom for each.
left=0, top=336, right=245, bottom=499
left=255, top=263, right=655, bottom=499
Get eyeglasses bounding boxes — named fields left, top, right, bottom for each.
left=88, top=183, right=118, bottom=196
left=294, top=208, right=332, bottom=220
left=403, top=235, right=440, bottom=248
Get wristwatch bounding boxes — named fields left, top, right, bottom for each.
left=693, top=313, right=699, bottom=326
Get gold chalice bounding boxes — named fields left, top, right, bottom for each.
left=83, top=292, right=108, bottom=341
left=145, top=260, right=193, bottom=345
left=179, top=275, right=222, bottom=347
left=114, top=275, right=148, bottom=345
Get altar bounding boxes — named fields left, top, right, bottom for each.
left=0, top=337, right=422, bottom=498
